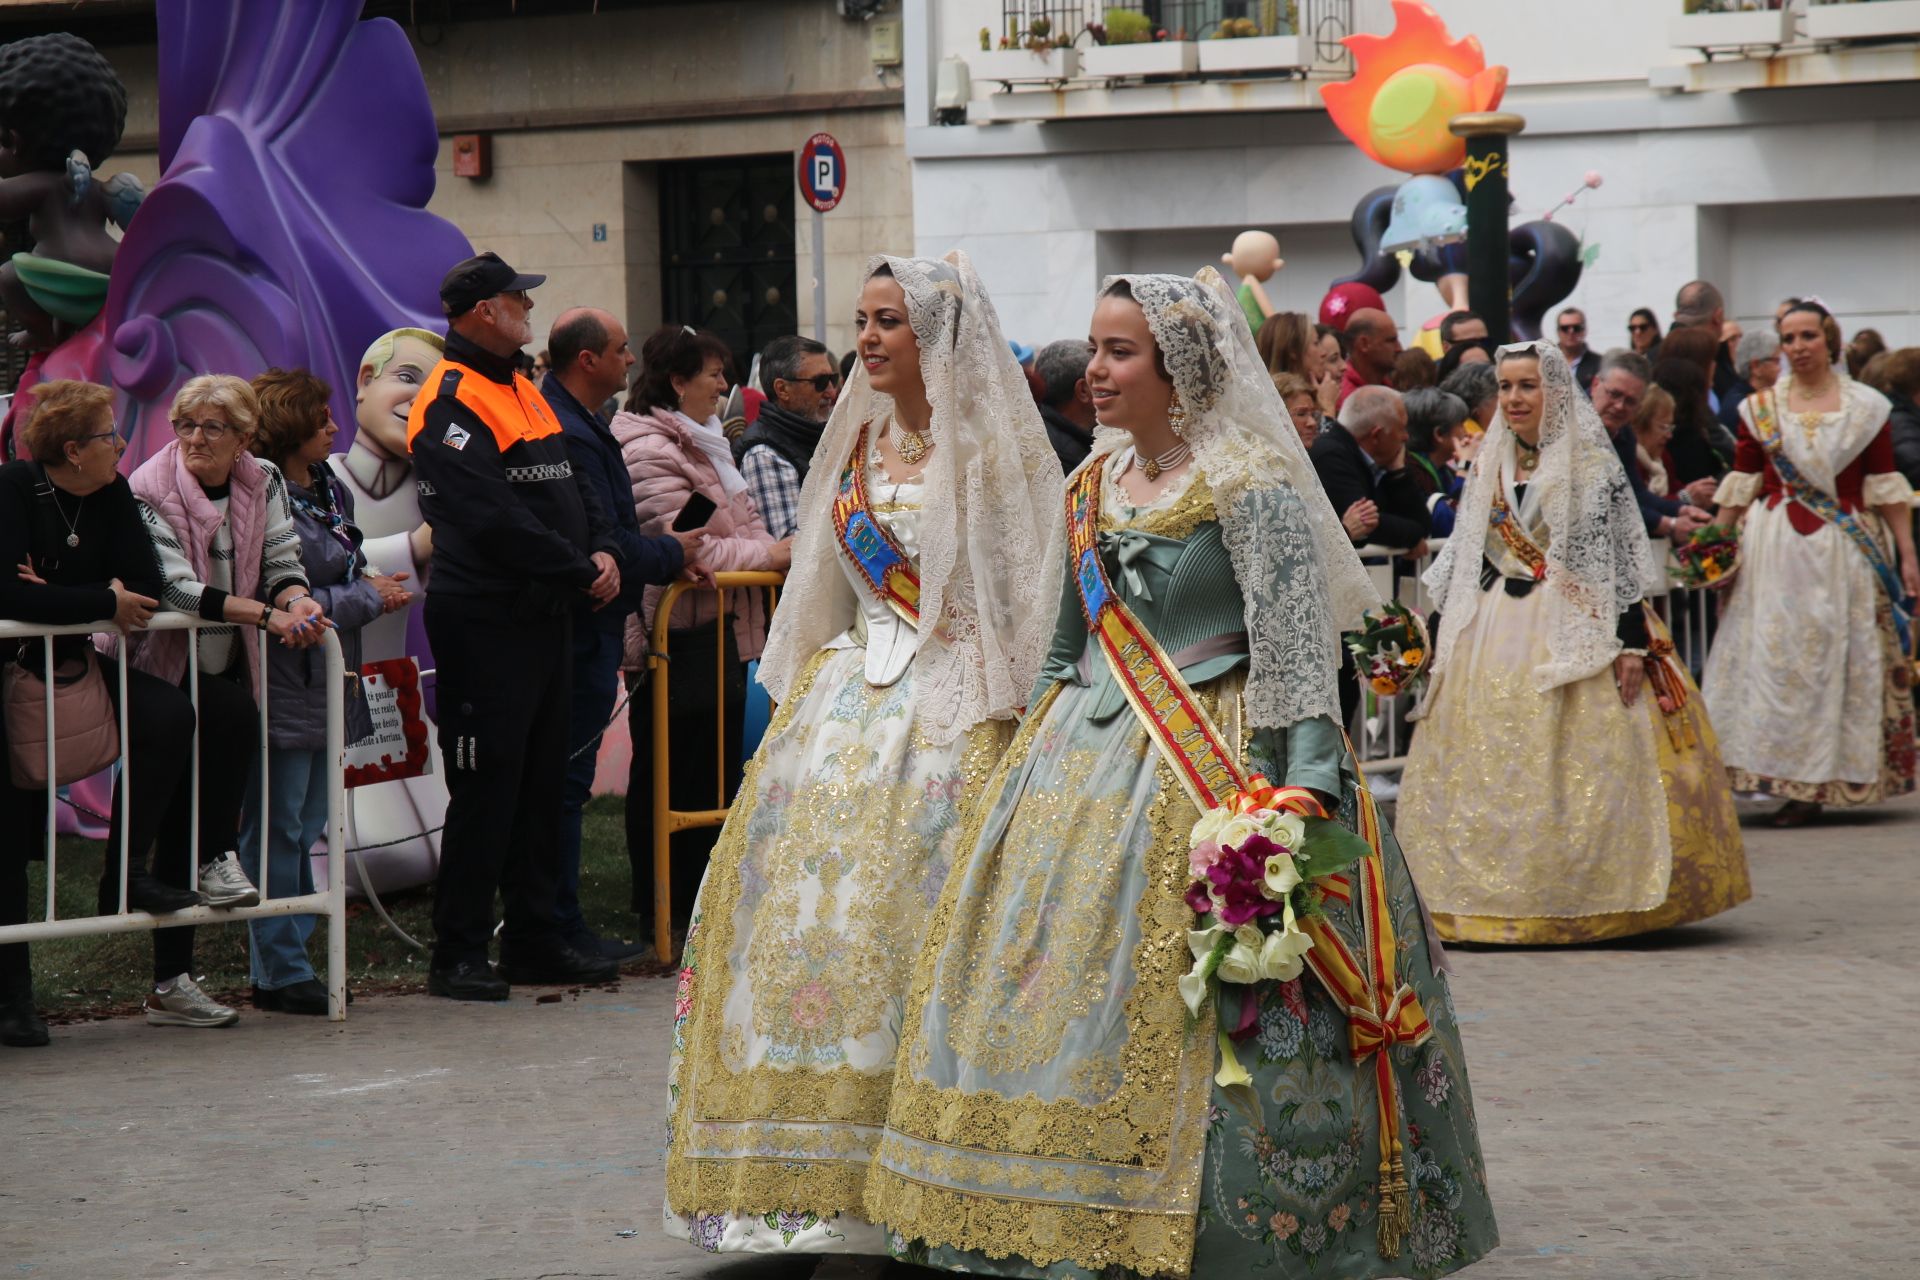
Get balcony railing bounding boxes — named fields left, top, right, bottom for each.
left=970, top=0, right=1352, bottom=100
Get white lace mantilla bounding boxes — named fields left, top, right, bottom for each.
left=756, top=251, right=1066, bottom=744
left=1426, top=340, right=1660, bottom=690
left=1101, top=269, right=1376, bottom=729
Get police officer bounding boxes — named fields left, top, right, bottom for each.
left=408, top=253, right=623, bottom=1001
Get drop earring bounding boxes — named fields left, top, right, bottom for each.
left=1167, top=388, right=1189, bottom=439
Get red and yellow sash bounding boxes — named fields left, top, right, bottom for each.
left=1065, top=457, right=1430, bottom=1259
left=832, top=423, right=920, bottom=626
left=1488, top=490, right=1548, bottom=581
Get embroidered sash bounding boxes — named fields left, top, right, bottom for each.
left=1065, top=457, right=1431, bottom=1259
left=1749, top=390, right=1911, bottom=651
left=1487, top=490, right=1548, bottom=581
left=832, top=423, right=920, bottom=626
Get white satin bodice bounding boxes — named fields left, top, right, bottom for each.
left=826, top=463, right=925, bottom=687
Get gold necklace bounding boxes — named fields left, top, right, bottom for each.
left=1514, top=435, right=1541, bottom=472
left=1137, top=440, right=1191, bottom=481
left=891, top=420, right=932, bottom=466
left=1789, top=375, right=1836, bottom=445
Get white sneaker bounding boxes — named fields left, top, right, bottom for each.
left=198, top=852, right=260, bottom=908
left=146, top=973, right=239, bottom=1028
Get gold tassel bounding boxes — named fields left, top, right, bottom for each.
left=1375, top=1155, right=1411, bottom=1258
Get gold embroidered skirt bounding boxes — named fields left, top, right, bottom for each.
left=663, top=646, right=1010, bottom=1255
left=864, top=672, right=1497, bottom=1278
left=1400, top=589, right=1748, bottom=944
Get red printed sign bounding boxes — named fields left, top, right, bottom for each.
left=344, top=657, right=433, bottom=788
left=798, top=132, right=847, bottom=213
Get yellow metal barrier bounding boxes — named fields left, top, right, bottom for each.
left=646, top=570, right=784, bottom=964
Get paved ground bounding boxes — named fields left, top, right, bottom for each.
left=4, top=794, right=1916, bottom=1279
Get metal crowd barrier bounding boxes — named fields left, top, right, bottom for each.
left=646, top=571, right=784, bottom=965
left=0, top=614, right=350, bottom=1020
left=1347, top=536, right=1716, bottom=774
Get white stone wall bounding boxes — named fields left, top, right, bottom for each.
left=908, top=0, right=1920, bottom=351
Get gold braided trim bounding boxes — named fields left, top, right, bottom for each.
left=862, top=1168, right=1197, bottom=1279
left=865, top=683, right=1240, bottom=1277
left=666, top=647, right=1010, bottom=1219
left=1101, top=465, right=1218, bottom=543
left=666, top=1153, right=871, bottom=1223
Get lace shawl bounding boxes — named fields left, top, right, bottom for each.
left=755, top=251, right=1067, bottom=743
left=1425, top=340, right=1661, bottom=690
left=1098, top=270, right=1380, bottom=730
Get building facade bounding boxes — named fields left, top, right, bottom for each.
left=902, top=0, right=1920, bottom=352
left=0, top=0, right=910, bottom=374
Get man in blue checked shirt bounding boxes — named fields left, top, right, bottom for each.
left=733, top=335, right=839, bottom=540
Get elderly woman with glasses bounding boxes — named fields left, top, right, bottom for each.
left=121, top=374, right=328, bottom=1027
left=234, top=368, right=409, bottom=1015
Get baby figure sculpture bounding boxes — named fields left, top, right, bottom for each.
left=1222, top=229, right=1284, bottom=334
left=0, top=34, right=144, bottom=350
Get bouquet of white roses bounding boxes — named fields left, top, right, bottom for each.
left=1178, top=779, right=1370, bottom=1085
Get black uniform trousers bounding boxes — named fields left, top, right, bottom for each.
left=425, top=595, right=572, bottom=968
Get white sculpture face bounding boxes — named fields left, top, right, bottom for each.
left=355, top=333, right=442, bottom=460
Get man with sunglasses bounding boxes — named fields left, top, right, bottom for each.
left=406, top=252, right=625, bottom=1001
left=734, top=335, right=838, bottom=540
left=1555, top=307, right=1602, bottom=394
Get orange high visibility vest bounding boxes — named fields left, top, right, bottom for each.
left=405, top=359, right=562, bottom=453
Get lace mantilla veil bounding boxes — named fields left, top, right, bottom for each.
left=1098, top=270, right=1379, bottom=730
left=755, top=251, right=1067, bottom=744
left=1424, top=339, right=1661, bottom=690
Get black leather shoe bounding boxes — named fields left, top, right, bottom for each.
left=568, top=930, right=652, bottom=964
left=499, top=940, right=619, bottom=986
left=595, top=935, right=653, bottom=963
left=1, top=992, right=50, bottom=1048
left=427, top=960, right=509, bottom=1002
left=125, top=874, right=202, bottom=915
left=251, top=979, right=330, bottom=1015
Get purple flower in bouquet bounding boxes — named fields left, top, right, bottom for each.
left=1204, top=835, right=1287, bottom=927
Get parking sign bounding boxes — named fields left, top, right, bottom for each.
left=798, top=133, right=847, bottom=213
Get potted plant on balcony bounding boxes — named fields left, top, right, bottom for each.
left=1082, top=9, right=1198, bottom=78
left=969, top=14, right=1081, bottom=83
left=1197, top=10, right=1306, bottom=75
left=1668, top=0, right=1794, bottom=52
left=1806, top=0, right=1920, bottom=43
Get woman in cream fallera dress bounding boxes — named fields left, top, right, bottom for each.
left=866, top=272, right=1496, bottom=1279
left=1397, top=342, right=1749, bottom=945
left=661, top=252, right=1064, bottom=1258
left=1701, top=302, right=1918, bottom=822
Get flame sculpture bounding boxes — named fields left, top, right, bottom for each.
left=1320, top=1, right=1507, bottom=175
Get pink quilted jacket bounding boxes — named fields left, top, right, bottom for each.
left=610, top=406, right=778, bottom=668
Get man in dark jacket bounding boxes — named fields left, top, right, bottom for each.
left=1033, top=339, right=1097, bottom=473
left=542, top=306, right=700, bottom=961
left=735, top=334, right=836, bottom=539
left=1590, top=350, right=1710, bottom=540
left=406, top=252, right=624, bottom=1000
left=1310, top=386, right=1431, bottom=553
left=1311, top=386, right=1430, bottom=725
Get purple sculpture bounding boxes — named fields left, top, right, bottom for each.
left=14, top=0, right=469, bottom=461
left=10, top=1, right=469, bottom=883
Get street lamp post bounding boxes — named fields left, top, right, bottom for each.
left=1448, top=112, right=1527, bottom=345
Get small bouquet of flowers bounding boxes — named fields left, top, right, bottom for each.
left=1670, top=523, right=1739, bottom=588
left=1343, top=601, right=1431, bottom=698
left=1180, top=779, right=1370, bottom=1086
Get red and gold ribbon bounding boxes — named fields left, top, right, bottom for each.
left=1065, top=457, right=1430, bottom=1259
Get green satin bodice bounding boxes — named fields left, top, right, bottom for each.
left=1034, top=462, right=1343, bottom=796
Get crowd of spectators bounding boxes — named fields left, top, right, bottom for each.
left=8, top=254, right=1920, bottom=1048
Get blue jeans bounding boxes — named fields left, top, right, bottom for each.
left=237, top=747, right=326, bottom=990
left=559, top=624, right=623, bottom=942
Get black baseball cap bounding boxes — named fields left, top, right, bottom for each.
left=440, top=252, right=546, bottom=317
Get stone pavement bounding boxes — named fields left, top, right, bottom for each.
left=4, top=795, right=1916, bottom=1279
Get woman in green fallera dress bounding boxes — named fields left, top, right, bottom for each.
left=865, top=270, right=1497, bottom=1279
